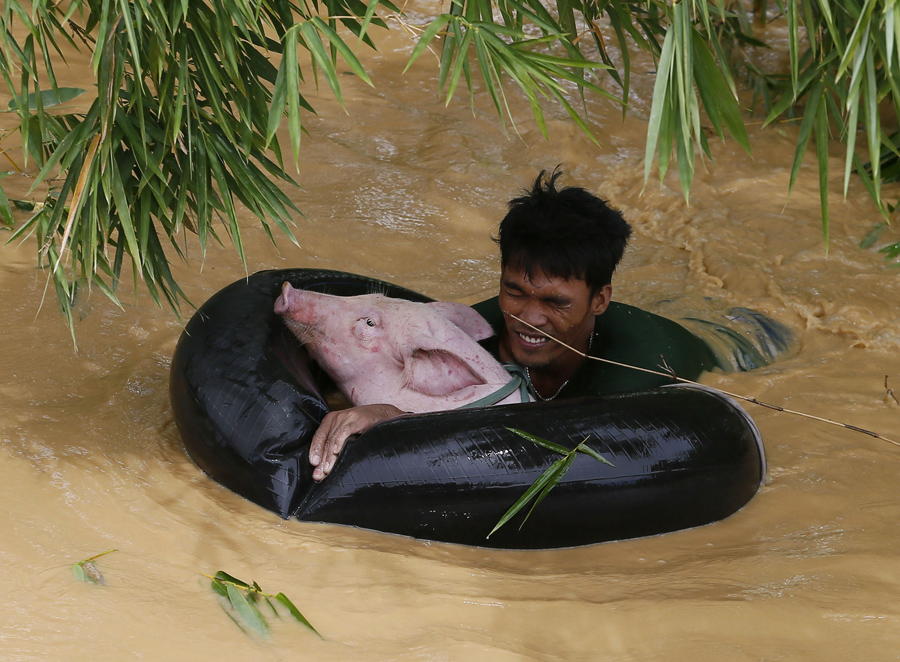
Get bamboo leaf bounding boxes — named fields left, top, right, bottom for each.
left=815, top=96, right=830, bottom=247
left=575, top=439, right=614, bottom=467
left=444, top=26, right=473, bottom=103
left=214, top=570, right=252, bottom=589
left=862, top=47, right=881, bottom=202
left=787, top=0, right=799, bottom=93
left=487, top=457, right=567, bottom=538
left=788, top=79, right=825, bottom=194
left=405, top=14, right=452, bottom=73
left=860, top=222, right=886, bottom=248
left=0, top=173, right=12, bottom=227
left=225, top=583, right=269, bottom=637
left=298, top=21, right=343, bottom=104
left=275, top=593, right=322, bottom=637
left=310, top=17, right=372, bottom=86
left=691, top=30, right=751, bottom=154
left=211, top=578, right=228, bottom=598
left=7, top=87, right=86, bottom=110
left=72, top=549, right=116, bottom=585
left=521, top=452, right=576, bottom=528
left=506, top=427, right=570, bottom=455
left=836, top=0, right=878, bottom=80
left=357, top=0, right=381, bottom=46
left=644, top=23, right=676, bottom=184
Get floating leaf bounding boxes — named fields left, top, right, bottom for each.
left=214, top=570, right=251, bottom=590
left=860, top=222, right=886, bottom=249
left=74, top=561, right=105, bottom=585
left=276, top=592, right=322, bottom=637
left=72, top=549, right=117, bottom=585
left=210, top=571, right=320, bottom=639
left=225, top=583, right=268, bottom=637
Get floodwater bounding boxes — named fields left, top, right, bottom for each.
left=2, top=17, right=900, bottom=662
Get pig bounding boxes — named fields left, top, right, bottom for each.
left=274, top=282, right=531, bottom=412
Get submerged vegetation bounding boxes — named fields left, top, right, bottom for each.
left=0, top=0, right=898, bottom=330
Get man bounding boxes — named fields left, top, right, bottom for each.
left=308, top=169, right=716, bottom=480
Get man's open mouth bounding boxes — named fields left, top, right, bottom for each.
left=517, top=331, right=550, bottom=347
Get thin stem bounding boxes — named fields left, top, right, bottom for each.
left=505, top=312, right=900, bottom=448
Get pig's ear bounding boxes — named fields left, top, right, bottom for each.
left=426, top=302, right=494, bottom=341
left=403, top=348, right=486, bottom=396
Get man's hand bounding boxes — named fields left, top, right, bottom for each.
left=309, top=404, right=405, bottom=481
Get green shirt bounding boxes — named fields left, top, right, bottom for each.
left=471, top=297, right=717, bottom=397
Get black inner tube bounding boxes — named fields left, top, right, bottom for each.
left=169, top=269, right=765, bottom=549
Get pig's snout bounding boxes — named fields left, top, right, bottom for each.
left=274, top=281, right=295, bottom=315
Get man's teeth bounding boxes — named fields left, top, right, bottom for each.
left=519, top=333, right=547, bottom=345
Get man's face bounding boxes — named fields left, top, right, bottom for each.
left=498, top=264, right=611, bottom=370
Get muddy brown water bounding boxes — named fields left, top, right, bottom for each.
left=2, top=19, right=900, bottom=662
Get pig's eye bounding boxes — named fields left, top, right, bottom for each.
left=365, top=318, right=375, bottom=327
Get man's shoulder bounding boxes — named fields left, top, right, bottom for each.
left=471, top=297, right=504, bottom=358
left=575, top=301, right=715, bottom=395
left=471, top=296, right=503, bottom=331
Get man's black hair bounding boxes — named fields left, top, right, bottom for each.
left=494, top=168, right=632, bottom=292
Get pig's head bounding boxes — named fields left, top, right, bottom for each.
left=274, top=282, right=503, bottom=405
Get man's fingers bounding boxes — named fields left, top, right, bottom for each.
left=309, top=415, right=336, bottom=466
left=310, top=412, right=359, bottom=480
left=309, top=405, right=403, bottom=482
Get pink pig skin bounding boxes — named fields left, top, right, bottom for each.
left=274, top=282, right=529, bottom=412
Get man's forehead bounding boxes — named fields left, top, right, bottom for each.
left=501, top=263, right=585, bottom=289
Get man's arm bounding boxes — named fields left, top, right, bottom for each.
left=309, top=404, right=405, bottom=481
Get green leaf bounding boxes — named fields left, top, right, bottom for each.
left=299, top=20, right=343, bottom=104
left=214, top=571, right=252, bottom=590
left=505, top=427, right=570, bottom=455
left=7, top=87, right=86, bottom=110
left=225, top=583, right=269, bottom=637
left=691, top=30, right=750, bottom=154
left=310, top=17, right=373, bottom=86
left=644, top=20, right=676, bottom=184
left=0, top=173, right=12, bottom=227
left=488, top=456, right=569, bottom=538
left=275, top=593, right=322, bottom=637
left=211, top=578, right=228, bottom=598
left=357, top=0, right=382, bottom=46
left=880, top=240, right=900, bottom=259
left=521, top=452, right=576, bottom=527
left=788, top=79, right=825, bottom=194
left=814, top=86, right=830, bottom=247
left=860, top=222, right=885, bottom=249
left=575, top=439, right=615, bottom=467
left=405, top=14, right=452, bottom=73
left=12, top=199, right=35, bottom=211
left=72, top=560, right=105, bottom=585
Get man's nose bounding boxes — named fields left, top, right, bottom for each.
left=518, top=299, right=548, bottom=327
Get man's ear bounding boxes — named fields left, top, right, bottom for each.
left=591, top=284, right=612, bottom=316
